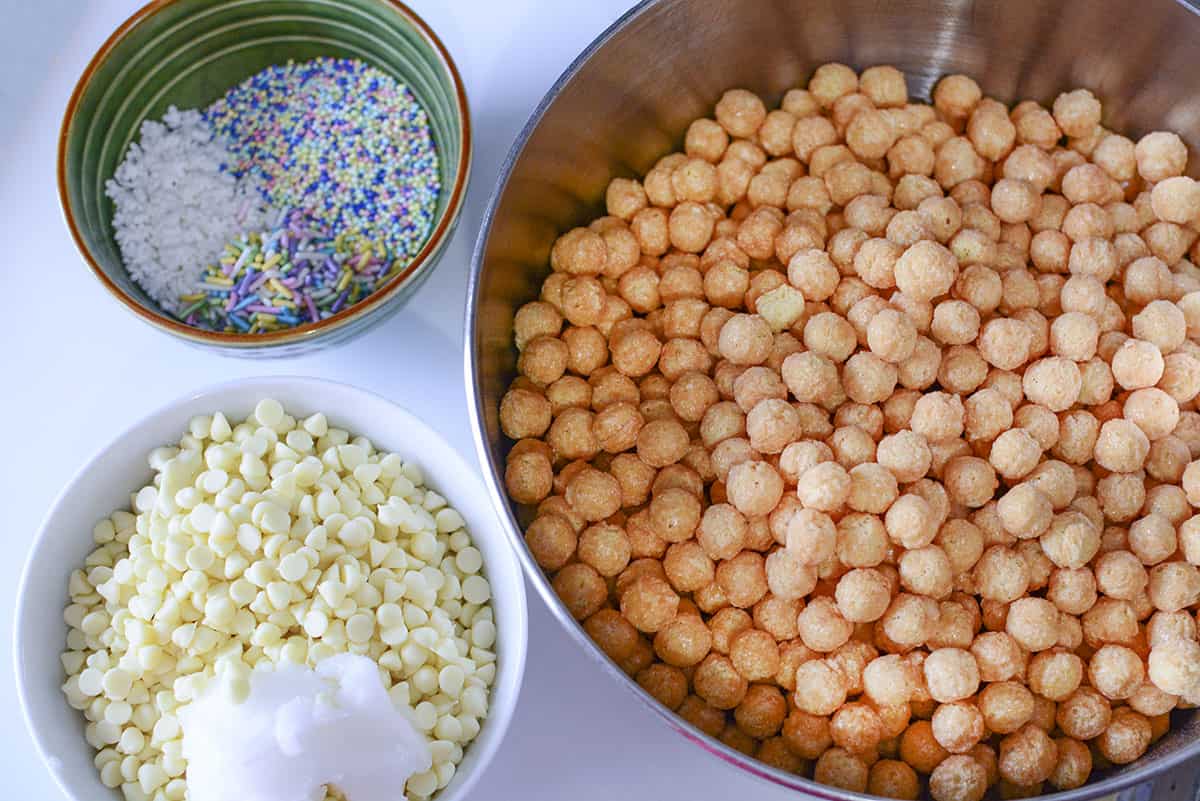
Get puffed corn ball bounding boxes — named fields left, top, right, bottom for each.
left=501, top=62, right=1200, bottom=798
left=61, top=401, right=497, bottom=801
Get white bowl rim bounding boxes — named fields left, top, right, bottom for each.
left=14, top=375, right=528, bottom=801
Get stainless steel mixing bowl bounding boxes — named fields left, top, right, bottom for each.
left=465, top=0, right=1200, bottom=797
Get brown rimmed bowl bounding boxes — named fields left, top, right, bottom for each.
left=60, top=0, right=470, bottom=357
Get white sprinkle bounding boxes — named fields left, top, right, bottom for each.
left=105, top=106, right=270, bottom=311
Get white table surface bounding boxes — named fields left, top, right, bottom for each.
left=0, top=1, right=802, bottom=799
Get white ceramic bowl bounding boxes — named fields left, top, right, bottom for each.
left=15, top=376, right=527, bottom=801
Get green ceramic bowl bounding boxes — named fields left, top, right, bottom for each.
left=60, top=0, right=470, bottom=357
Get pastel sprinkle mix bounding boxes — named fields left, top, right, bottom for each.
left=205, top=57, right=441, bottom=262
left=177, top=209, right=400, bottom=334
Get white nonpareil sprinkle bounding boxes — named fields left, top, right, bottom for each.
left=105, top=107, right=270, bottom=312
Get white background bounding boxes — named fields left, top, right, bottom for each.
left=0, top=1, right=803, bottom=799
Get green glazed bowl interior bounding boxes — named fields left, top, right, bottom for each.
left=61, top=0, right=469, bottom=354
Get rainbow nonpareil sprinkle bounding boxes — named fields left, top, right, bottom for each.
left=176, top=209, right=400, bottom=334
left=205, top=57, right=441, bottom=262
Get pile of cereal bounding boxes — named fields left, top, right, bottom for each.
left=60, top=400, right=496, bottom=801
left=106, top=57, right=440, bottom=334
left=498, top=63, right=1200, bottom=800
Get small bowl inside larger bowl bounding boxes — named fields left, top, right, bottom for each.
left=15, top=376, right=526, bottom=801
left=60, top=0, right=471, bottom=357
